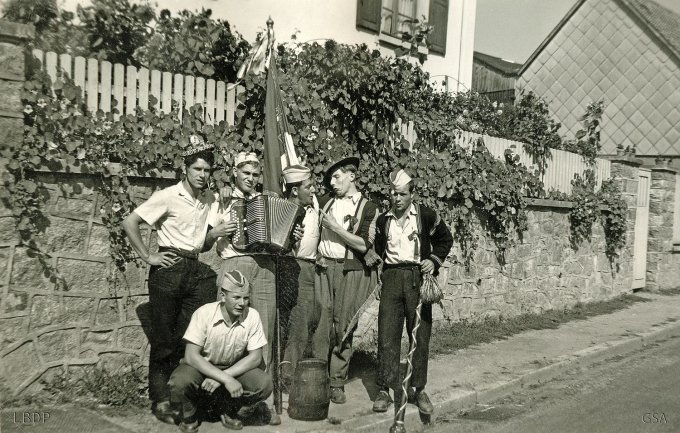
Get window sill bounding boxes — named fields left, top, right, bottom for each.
left=378, top=33, right=429, bottom=56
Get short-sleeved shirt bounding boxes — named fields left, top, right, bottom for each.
left=318, top=191, right=362, bottom=259
left=183, top=301, right=267, bottom=368
left=215, top=188, right=261, bottom=259
left=134, top=182, right=217, bottom=252
left=384, top=204, right=420, bottom=265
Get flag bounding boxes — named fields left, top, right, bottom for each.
left=262, top=53, right=299, bottom=195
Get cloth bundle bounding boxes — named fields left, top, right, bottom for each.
left=419, top=273, right=443, bottom=304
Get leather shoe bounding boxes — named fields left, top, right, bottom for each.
left=414, top=391, right=434, bottom=415
left=152, top=401, right=177, bottom=425
left=178, top=420, right=199, bottom=433
left=268, top=409, right=282, bottom=426
left=372, top=390, right=393, bottom=412
left=330, top=387, right=347, bottom=404
left=220, top=413, right=243, bottom=430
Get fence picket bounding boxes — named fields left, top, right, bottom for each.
left=113, top=63, right=124, bottom=120
left=184, top=75, right=195, bottom=113
left=45, top=51, right=57, bottom=85
left=126, top=66, right=138, bottom=116
left=215, top=81, right=226, bottom=124
left=87, top=58, right=98, bottom=113
left=138, top=68, right=149, bottom=111
left=74, top=57, right=86, bottom=97
left=100, top=61, right=112, bottom=112
left=205, top=79, right=216, bottom=124
left=161, top=72, right=172, bottom=114
left=59, top=53, right=72, bottom=79
left=173, top=74, right=184, bottom=120
left=150, top=70, right=161, bottom=111
left=226, top=85, right=235, bottom=125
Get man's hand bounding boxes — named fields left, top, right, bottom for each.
left=319, top=211, right=342, bottom=233
left=201, top=378, right=221, bottom=394
left=420, top=259, right=435, bottom=274
left=222, top=375, right=243, bottom=398
left=209, top=220, right=238, bottom=239
left=146, top=251, right=179, bottom=268
left=293, top=223, right=305, bottom=242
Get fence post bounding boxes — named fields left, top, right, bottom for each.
left=0, top=20, right=34, bottom=163
left=647, top=165, right=679, bottom=291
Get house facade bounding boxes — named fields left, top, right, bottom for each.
left=516, top=0, right=680, bottom=164
left=207, top=0, right=477, bottom=92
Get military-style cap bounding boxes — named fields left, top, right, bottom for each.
left=221, top=270, right=250, bottom=294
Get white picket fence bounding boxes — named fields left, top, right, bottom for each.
left=33, top=49, right=610, bottom=195
left=32, top=49, right=240, bottom=125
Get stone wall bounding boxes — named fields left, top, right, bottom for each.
left=647, top=168, right=680, bottom=290
left=353, top=196, right=637, bottom=350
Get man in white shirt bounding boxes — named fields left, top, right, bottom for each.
left=168, top=270, right=273, bottom=432
left=316, top=156, right=380, bottom=404
left=122, top=136, right=232, bottom=424
left=207, top=152, right=281, bottom=425
left=278, top=165, right=330, bottom=383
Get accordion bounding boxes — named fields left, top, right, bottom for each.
left=230, top=195, right=305, bottom=253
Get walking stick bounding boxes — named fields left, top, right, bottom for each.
left=390, top=296, right=423, bottom=433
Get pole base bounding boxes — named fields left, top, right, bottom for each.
left=389, top=422, right=407, bottom=433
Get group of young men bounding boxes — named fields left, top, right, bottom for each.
left=122, top=135, right=453, bottom=432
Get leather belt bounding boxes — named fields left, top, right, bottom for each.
left=158, top=246, right=199, bottom=260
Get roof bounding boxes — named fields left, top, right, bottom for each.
left=519, top=0, right=680, bottom=75
left=473, top=51, right=522, bottom=76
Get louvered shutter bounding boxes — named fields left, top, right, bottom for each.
left=356, top=0, right=382, bottom=33
left=428, top=0, right=449, bottom=55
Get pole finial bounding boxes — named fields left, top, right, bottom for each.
left=267, top=16, right=274, bottom=29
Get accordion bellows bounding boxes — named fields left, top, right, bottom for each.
left=230, top=195, right=305, bottom=253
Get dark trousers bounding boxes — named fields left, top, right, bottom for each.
left=147, top=257, right=216, bottom=403
left=377, top=267, right=432, bottom=390
left=168, top=363, right=273, bottom=421
left=280, top=257, right=332, bottom=379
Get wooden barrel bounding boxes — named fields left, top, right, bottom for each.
left=287, top=358, right=330, bottom=421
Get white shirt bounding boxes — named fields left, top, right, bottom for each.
left=318, top=191, right=362, bottom=259
left=215, top=188, right=260, bottom=259
left=134, top=182, right=217, bottom=252
left=294, top=206, right=320, bottom=261
left=384, top=204, right=420, bottom=265
left=183, top=301, right=267, bottom=368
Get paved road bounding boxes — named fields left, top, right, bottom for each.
left=431, top=335, right=680, bottom=433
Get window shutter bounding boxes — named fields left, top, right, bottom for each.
left=428, top=0, right=449, bottom=55
left=356, top=0, right=382, bottom=34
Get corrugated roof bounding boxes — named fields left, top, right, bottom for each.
left=519, top=0, right=680, bottom=75
left=473, top=51, right=522, bottom=76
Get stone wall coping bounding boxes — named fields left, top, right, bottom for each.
left=650, top=166, right=678, bottom=174
left=30, top=159, right=179, bottom=179
left=0, top=20, right=35, bottom=42
left=526, top=198, right=574, bottom=209
left=605, top=155, right=644, bottom=167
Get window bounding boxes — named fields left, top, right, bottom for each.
left=356, top=0, right=449, bottom=55
left=381, top=0, right=417, bottom=37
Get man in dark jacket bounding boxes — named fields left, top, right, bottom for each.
left=317, top=156, right=380, bottom=404
left=371, top=169, right=453, bottom=415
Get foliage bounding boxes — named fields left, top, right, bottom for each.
left=76, top=0, right=155, bottom=65
left=2, top=0, right=57, bottom=33
left=134, top=8, right=250, bottom=81
left=496, top=91, right=562, bottom=175
left=41, top=361, right=147, bottom=407
left=568, top=169, right=599, bottom=248
left=559, top=100, right=605, bottom=165
left=598, top=179, right=628, bottom=262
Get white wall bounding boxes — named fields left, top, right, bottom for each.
left=132, top=0, right=477, bottom=92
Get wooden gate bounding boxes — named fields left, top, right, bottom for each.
left=632, top=168, right=651, bottom=289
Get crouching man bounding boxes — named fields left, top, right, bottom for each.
left=168, top=270, right=273, bottom=432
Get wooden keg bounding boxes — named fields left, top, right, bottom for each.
left=287, top=358, right=330, bottom=421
